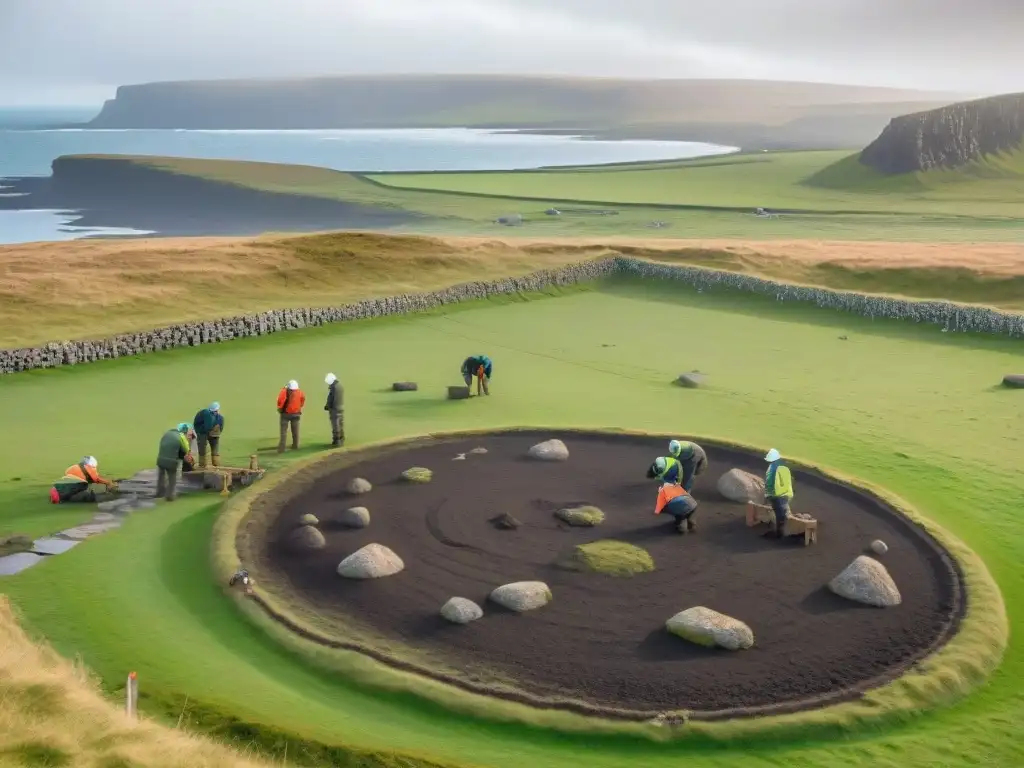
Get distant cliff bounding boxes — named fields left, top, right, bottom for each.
left=859, top=92, right=1024, bottom=174
left=86, top=75, right=957, bottom=149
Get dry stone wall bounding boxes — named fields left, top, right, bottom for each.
left=3, top=256, right=1022, bottom=374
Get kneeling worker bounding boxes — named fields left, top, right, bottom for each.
left=668, top=439, right=708, bottom=492
left=460, top=354, right=492, bottom=396
left=655, top=482, right=699, bottom=534
left=157, top=423, right=195, bottom=502
left=764, top=448, right=795, bottom=539
left=646, top=455, right=683, bottom=486
left=49, top=456, right=118, bottom=504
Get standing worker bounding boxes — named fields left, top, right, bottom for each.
left=277, top=379, right=306, bottom=452
left=324, top=373, right=344, bottom=448
left=49, top=456, right=118, bottom=504
left=156, top=423, right=195, bottom=502
left=646, top=456, right=683, bottom=486
left=460, top=355, right=492, bottom=396
left=192, top=401, right=224, bottom=468
left=763, top=448, right=795, bottom=539
left=668, top=439, right=708, bottom=492
left=654, top=482, right=699, bottom=534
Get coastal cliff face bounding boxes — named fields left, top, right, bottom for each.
left=859, top=92, right=1024, bottom=174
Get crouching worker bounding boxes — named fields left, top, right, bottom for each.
left=655, top=482, right=699, bottom=534
left=277, top=379, right=306, bottom=452
left=157, top=423, right=195, bottom=502
left=460, top=355, right=492, bottom=396
left=763, top=448, right=795, bottom=539
left=193, top=401, right=224, bottom=468
left=49, top=456, right=118, bottom=504
left=668, top=439, right=708, bottom=492
left=646, top=456, right=683, bottom=486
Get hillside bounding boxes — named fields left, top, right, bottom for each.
left=85, top=75, right=959, bottom=149
left=860, top=92, right=1024, bottom=174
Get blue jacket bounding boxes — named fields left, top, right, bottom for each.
left=462, top=355, right=493, bottom=378
left=193, top=408, right=225, bottom=436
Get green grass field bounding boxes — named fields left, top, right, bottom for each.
left=80, top=152, right=1024, bottom=241
left=2, top=278, right=1023, bottom=767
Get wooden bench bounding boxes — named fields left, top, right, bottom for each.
left=184, top=454, right=265, bottom=496
left=745, top=502, right=818, bottom=545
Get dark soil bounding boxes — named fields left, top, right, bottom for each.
left=260, top=431, right=962, bottom=718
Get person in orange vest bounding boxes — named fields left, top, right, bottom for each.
left=49, top=456, right=118, bottom=504
left=276, top=379, right=306, bottom=452
left=654, top=482, right=699, bottom=534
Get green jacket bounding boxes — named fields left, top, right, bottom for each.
left=765, top=461, right=794, bottom=499
left=157, top=429, right=190, bottom=471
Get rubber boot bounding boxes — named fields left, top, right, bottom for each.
left=211, top=454, right=221, bottom=467
left=675, top=519, right=687, bottom=535
left=686, top=517, right=697, bottom=533
left=198, top=450, right=207, bottom=469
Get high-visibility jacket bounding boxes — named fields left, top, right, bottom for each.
left=765, top=460, right=794, bottom=499
left=277, top=388, right=306, bottom=415
left=655, top=456, right=682, bottom=485
left=655, top=483, right=689, bottom=515
left=60, top=463, right=109, bottom=486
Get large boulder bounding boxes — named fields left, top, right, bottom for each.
left=716, top=468, right=765, bottom=503
left=340, top=506, right=371, bottom=529
left=666, top=607, right=754, bottom=651
left=829, top=555, right=901, bottom=607
left=527, top=439, right=569, bottom=461
left=489, top=581, right=552, bottom=612
left=337, top=543, right=405, bottom=579
left=288, top=525, right=326, bottom=552
left=440, top=597, right=484, bottom=624
left=346, top=477, right=372, bottom=495
left=1003, top=374, right=1024, bottom=389
left=554, top=505, right=605, bottom=527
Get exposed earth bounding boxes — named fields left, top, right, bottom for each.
left=255, top=432, right=962, bottom=718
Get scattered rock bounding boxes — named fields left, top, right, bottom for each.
left=392, top=381, right=419, bottom=391
left=666, top=606, right=754, bottom=651
left=440, top=597, right=484, bottom=624
left=469, top=447, right=488, bottom=455
left=452, top=454, right=466, bottom=461
left=829, top=555, right=901, bottom=607
left=569, top=540, right=654, bottom=576
left=489, top=513, right=521, bottom=530
left=298, top=513, right=320, bottom=527
left=288, top=525, right=326, bottom=551
left=716, top=468, right=766, bottom=503
left=870, top=539, right=889, bottom=555
left=527, top=439, right=569, bottom=461
left=1002, top=374, right=1024, bottom=389
left=448, top=385, right=471, bottom=400
left=339, top=506, right=371, bottom=529
left=337, top=543, right=405, bottom=579
left=676, top=372, right=706, bottom=388
left=554, top=505, right=605, bottom=527
left=401, top=467, right=433, bottom=483
left=839, top=335, right=849, bottom=340
left=489, top=581, right=552, bottom=612
left=346, top=477, right=372, bottom=495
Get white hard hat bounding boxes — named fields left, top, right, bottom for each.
left=668, top=439, right=681, bottom=455
left=287, top=380, right=299, bottom=390
left=84, top=456, right=98, bottom=467
left=654, top=457, right=667, bottom=473
left=325, top=373, right=337, bottom=385
left=764, top=448, right=781, bottom=462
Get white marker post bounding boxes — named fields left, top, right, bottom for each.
left=126, top=671, right=138, bottom=719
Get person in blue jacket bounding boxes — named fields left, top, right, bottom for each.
left=763, top=447, right=795, bottom=539
left=461, top=355, right=493, bottom=396
left=192, top=401, right=225, bottom=468
left=646, top=456, right=683, bottom=485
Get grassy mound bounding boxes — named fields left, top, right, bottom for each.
left=555, top=505, right=606, bottom=527
left=571, top=540, right=655, bottom=576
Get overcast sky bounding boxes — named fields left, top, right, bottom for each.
left=1, top=0, right=1021, bottom=105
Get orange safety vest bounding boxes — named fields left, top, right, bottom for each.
left=655, top=484, right=689, bottom=515
left=277, top=388, right=306, bottom=415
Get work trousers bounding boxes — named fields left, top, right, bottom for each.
left=462, top=372, right=490, bottom=395
left=197, top=433, right=221, bottom=466
left=328, top=409, right=345, bottom=445
left=155, top=465, right=179, bottom=501
left=769, top=495, right=791, bottom=528
left=278, top=414, right=301, bottom=451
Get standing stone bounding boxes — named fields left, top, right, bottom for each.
left=829, top=555, right=902, bottom=607
left=489, top=581, right=552, bottom=611
left=339, top=506, right=371, bottom=529
left=527, top=439, right=569, bottom=461
left=716, top=468, right=766, bottom=503
left=666, top=607, right=754, bottom=651
left=346, top=477, right=372, bottom=495
left=337, top=543, right=405, bottom=579
left=288, top=525, right=326, bottom=551
left=440, top=597, right=484, bottom=624
left=870, top=540, right=889, bottom=555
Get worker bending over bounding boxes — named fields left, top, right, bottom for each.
left=655, top=482, right=699, bottom=534
left=460, top=355, right=492, bottom=396
left=277, top=379, right=306, bottom=452
left=192, top=401, right=224, bottom=468
left=157, top=423, right=195, bottom=502
left=647, top=456, right=683, bottom=485
left=49, top=456, right=118, bottom=504
left=324, top=373, right=344, bottom=448
left=668, top=439, right=708, bottom=492
left=764, top=448, right=795, bottom=539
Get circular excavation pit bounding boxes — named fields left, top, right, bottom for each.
left=252, top=431, right=964, bottom=720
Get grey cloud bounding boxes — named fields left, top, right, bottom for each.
left=0, top=0, right=1021, bottom=104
